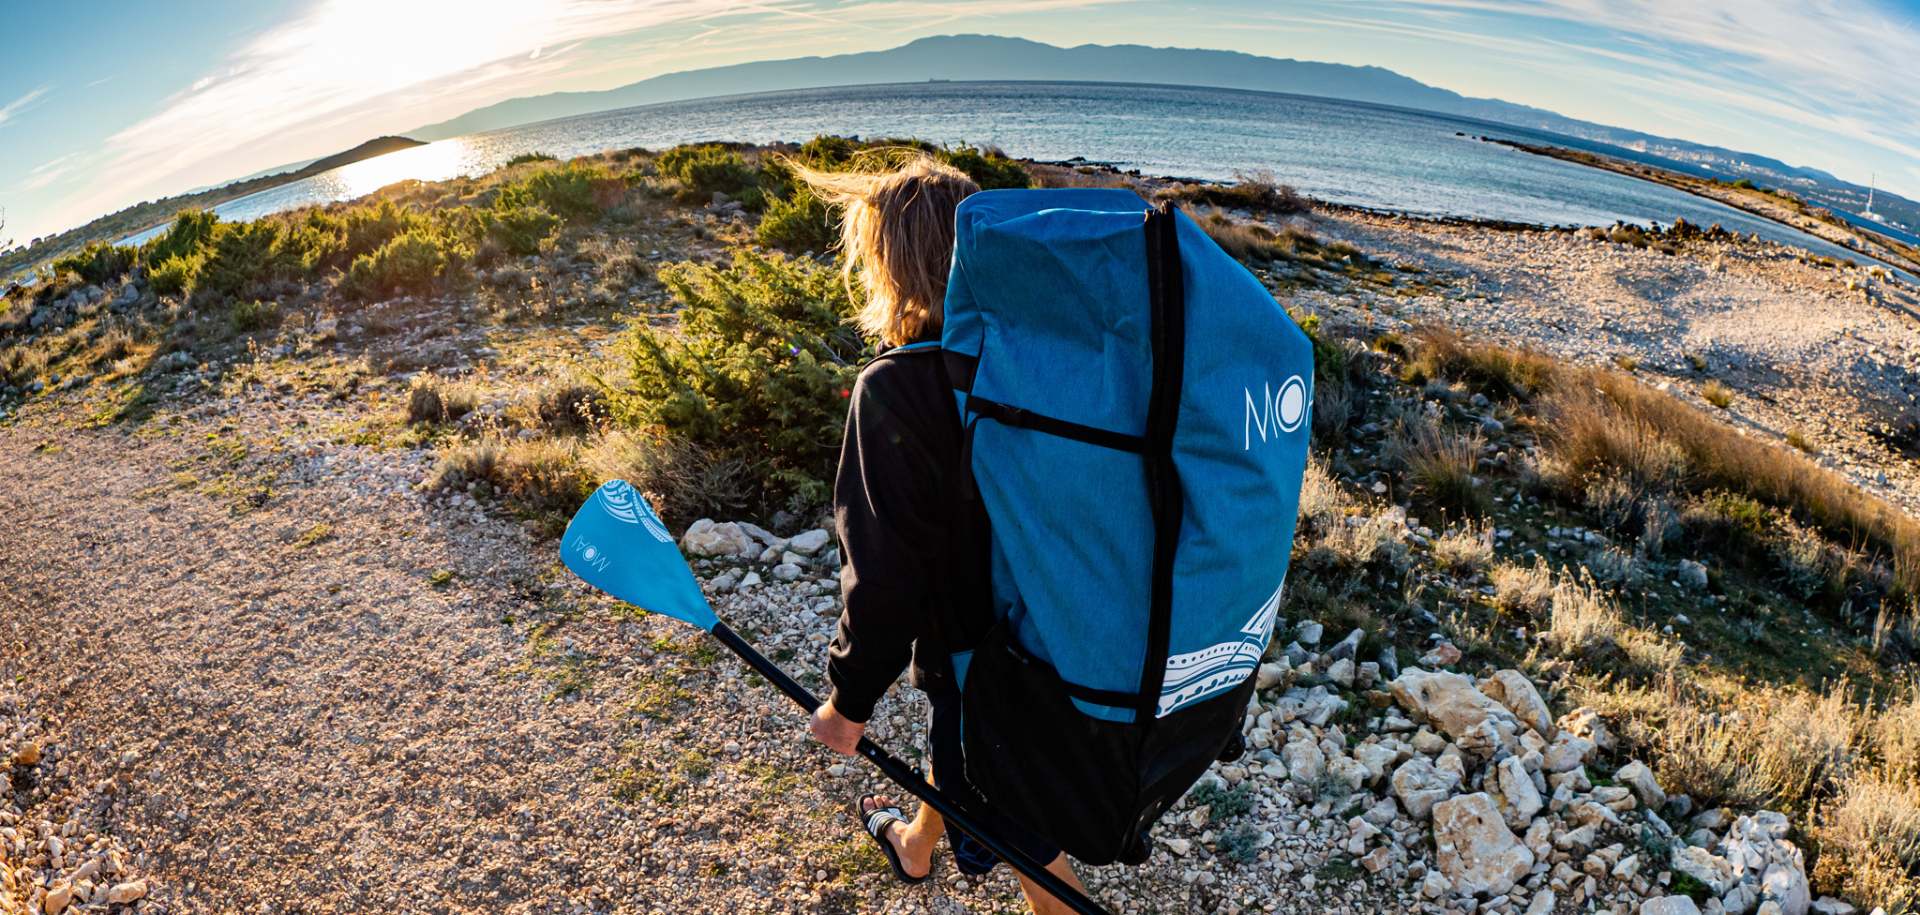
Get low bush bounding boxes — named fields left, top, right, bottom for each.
left=1813, top=774, right=1920, bottom=915
left=506, top=152, right=558, bottom=167
left=496, top=162, right=610, bottom=222
left=1543, top=572, right=1680, bottom=678
left=1163, top=169, right=1309, bottom=214
left=756, top=187, right=837, bottom=253
left=407, top=375, right=478, bottom=424
left=193, top=220, right=296, bottom=302
left=657, top=143, right=761, bottom=204
left=229, top=299, right=278, bottom=332
left=609, top=248, right=863, bottom=515
left=1430, top=522, right=1494, bottom=574
left=344, top=230, right=451, bottom=300
left=482, top=203, right=561, bottom=257
left=52, top=242, right=136, bottom=285
left=432, top=437, right=593, bottom=518
left=142, top=209, right=219, bottom=265
left=583, top=429, right=755, bottom=529
left=148, top=253, right=202, bottom=296
left=939, top=145, right=1030, bottom=190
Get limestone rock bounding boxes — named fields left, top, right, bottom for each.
left=681, top=519, right=757, bottom=557
left=1489, top=755, right=1543, bottom=830
left=1392, top=755, right=1459, bottom=819
left=786, top=528, right=832, bottom=555
left=1388, top=668, right=1520, bottom=755
left=1643, top=897, right=1705, bottom=915
left=1480, top=669, right=1555, bottom=738
left=1431, top=792, right=1535, bottom=897
left=1616, top=760, right=1666, bottom=809
left=1543, top=731, right=1597, bottom=772
left=108, top=881, right=147, bottom=904
left=1671, top=845, right=1739, bottom=896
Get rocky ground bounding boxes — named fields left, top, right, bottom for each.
left=3, top=158, right=1915, bottom=914
left=0, top=388, right=1868, bottom=915
left=1288, top=209, right=1920, bottom=514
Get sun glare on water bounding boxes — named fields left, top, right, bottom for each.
left=323, top=139, right=475, bottom=198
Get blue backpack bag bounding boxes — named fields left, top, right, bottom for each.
left=930, top=188, right=1314, bottom=865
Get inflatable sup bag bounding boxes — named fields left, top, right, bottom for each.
left=938, top=189, right=1313, bottom=865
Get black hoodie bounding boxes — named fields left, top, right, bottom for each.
left=825, top=344, right=992, bottom=724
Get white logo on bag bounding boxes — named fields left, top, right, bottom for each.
left=1156, top=580, right=1284, bottom=717
left=1244, top=375, right=1307, bottom=449
left=568, top=536, right=611, bottom=573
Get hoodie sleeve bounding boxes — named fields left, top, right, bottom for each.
left=826, top=364, right=948, bottom=724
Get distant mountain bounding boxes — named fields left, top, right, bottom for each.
left=411, top=35, right=1918, bottom=233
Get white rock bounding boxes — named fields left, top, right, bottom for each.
left=1490, top=755, right=1544, bottom=830
left=1643, top=897, right=1705, bottom=915
left=1392, top=755, right=1460, bottom=819
left=1543, top=731, right=1597, bottom=772
left=1761, top=862, right=1811, bottom=915
left=1256, top=660, right=1290, bottom=690
left=787, top=529, right=831, bottom=555
left=1677, top=559, right=1710, bottom=590
left=1809, top=898, right=1854, bottom=915
left=1480, top=669, right=1555, bottom=738
left=1525, top=889, right=1557, bottom=915
left=1165, top=837, right=1192, bottom=857
left=682, top=519, right=757, bottom=557
left=1432, top=792, right=1535, bottom=897
left=1671, top=845, right=1739, bottom=896
left=1389, top=668, right=1520, bottom=757
left=107, top=882, right=147, bottom=905
left=1327, top=657, right=1356, bottom=688
left=1616, top=760, right=1667, bottom=809
left=771, top=563, right=804, bottom=582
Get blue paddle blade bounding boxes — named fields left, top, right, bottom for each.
left=561, top=480, right=718, bottom=631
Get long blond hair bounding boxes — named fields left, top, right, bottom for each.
left=792, top=155, right=978, bottom=347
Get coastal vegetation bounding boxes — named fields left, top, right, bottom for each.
left=0, top=136, right=427, bottom=283
left=1, top=140, right=1916, bottom=911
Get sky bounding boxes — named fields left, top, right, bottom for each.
left=3, top=0, right=1918, bottom=246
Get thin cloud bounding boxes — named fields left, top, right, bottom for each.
left=0, top=86, right=51, bottom=128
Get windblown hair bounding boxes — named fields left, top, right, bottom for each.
left=792, top=156, right=979, bottom=347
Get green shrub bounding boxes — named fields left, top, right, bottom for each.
left=506, top=152, right=557, bottom=167
left=610, top=249, right=864, bottom=513
left=482, top=203, right=561, bottom=257
left=342, top=200, right=421, bottom=259
left=53, top=242, right=136, bottom=285
left=497, top=162, right=608, bottom=222
left=756, top=188, right=837, bottom=253
left=142, top=209, right=219, bottom=265
left=940, top=146, right=1030, bottom=190
left=193, top=221, right=296, bottom=302
left=657, top=144, right=760, bottom=202
left=229, top=298, right=278, bottom=332
left=148, top=253, right=201, bottom=297
left=344, top=230, right=449, bottom=300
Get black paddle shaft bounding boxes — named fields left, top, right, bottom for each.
left=710, top=622, right=1113, bottom=915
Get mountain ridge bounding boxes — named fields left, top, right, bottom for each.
left=409, top=34, right=1915, bottom=231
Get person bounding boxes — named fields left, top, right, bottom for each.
left=799, top=155, right=1090, bottom=915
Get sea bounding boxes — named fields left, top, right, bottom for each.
left=117, top=80, right=1899, bottom=270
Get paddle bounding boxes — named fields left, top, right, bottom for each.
left=560, top=480, right=1113, bottom=915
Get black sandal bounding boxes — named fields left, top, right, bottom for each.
left=856, top=794, right=930, bottom=885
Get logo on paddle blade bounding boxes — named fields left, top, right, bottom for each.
left=595, top=479, right=671, bottom=543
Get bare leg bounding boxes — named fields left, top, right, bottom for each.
left=861, top=793, right=943, bottom=879
left=1014, top=853, right=1087, bottom=915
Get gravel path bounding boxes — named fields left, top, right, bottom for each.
left=0, top=397, right=1410, bottom=914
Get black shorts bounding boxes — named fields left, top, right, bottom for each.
left=925, top=682, right=1064, bottom=875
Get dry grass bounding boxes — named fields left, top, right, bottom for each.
left=1651, top=686, right=1858, bottom=815
left=1491, top=559, right=1555, bottom=615
left=1430, top=521, right=1494, bottom=575
left=1295, top=458, right=1407, bottom=571
left=1402, top=327, right=1556, bottom=401
left=431, top=436, right=592, bottom=517
left=1701, top=379, right=1735, bottom=409
left=1543, top=572, right=1682, bottom=678
left=1158, top=169, right=1311, bottom=215
left=407, top=375, right=480, bottom=424
left=1387, top=413, right=1487, bottom=518
left=583, top=428, right=754, bottom=529
left=1813, top=773, right=1920, bottom=915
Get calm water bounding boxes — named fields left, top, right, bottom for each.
left=120, top=81, right=1890, bottom=267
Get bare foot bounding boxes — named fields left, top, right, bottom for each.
left=862, top=794, right=933, bottom=879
